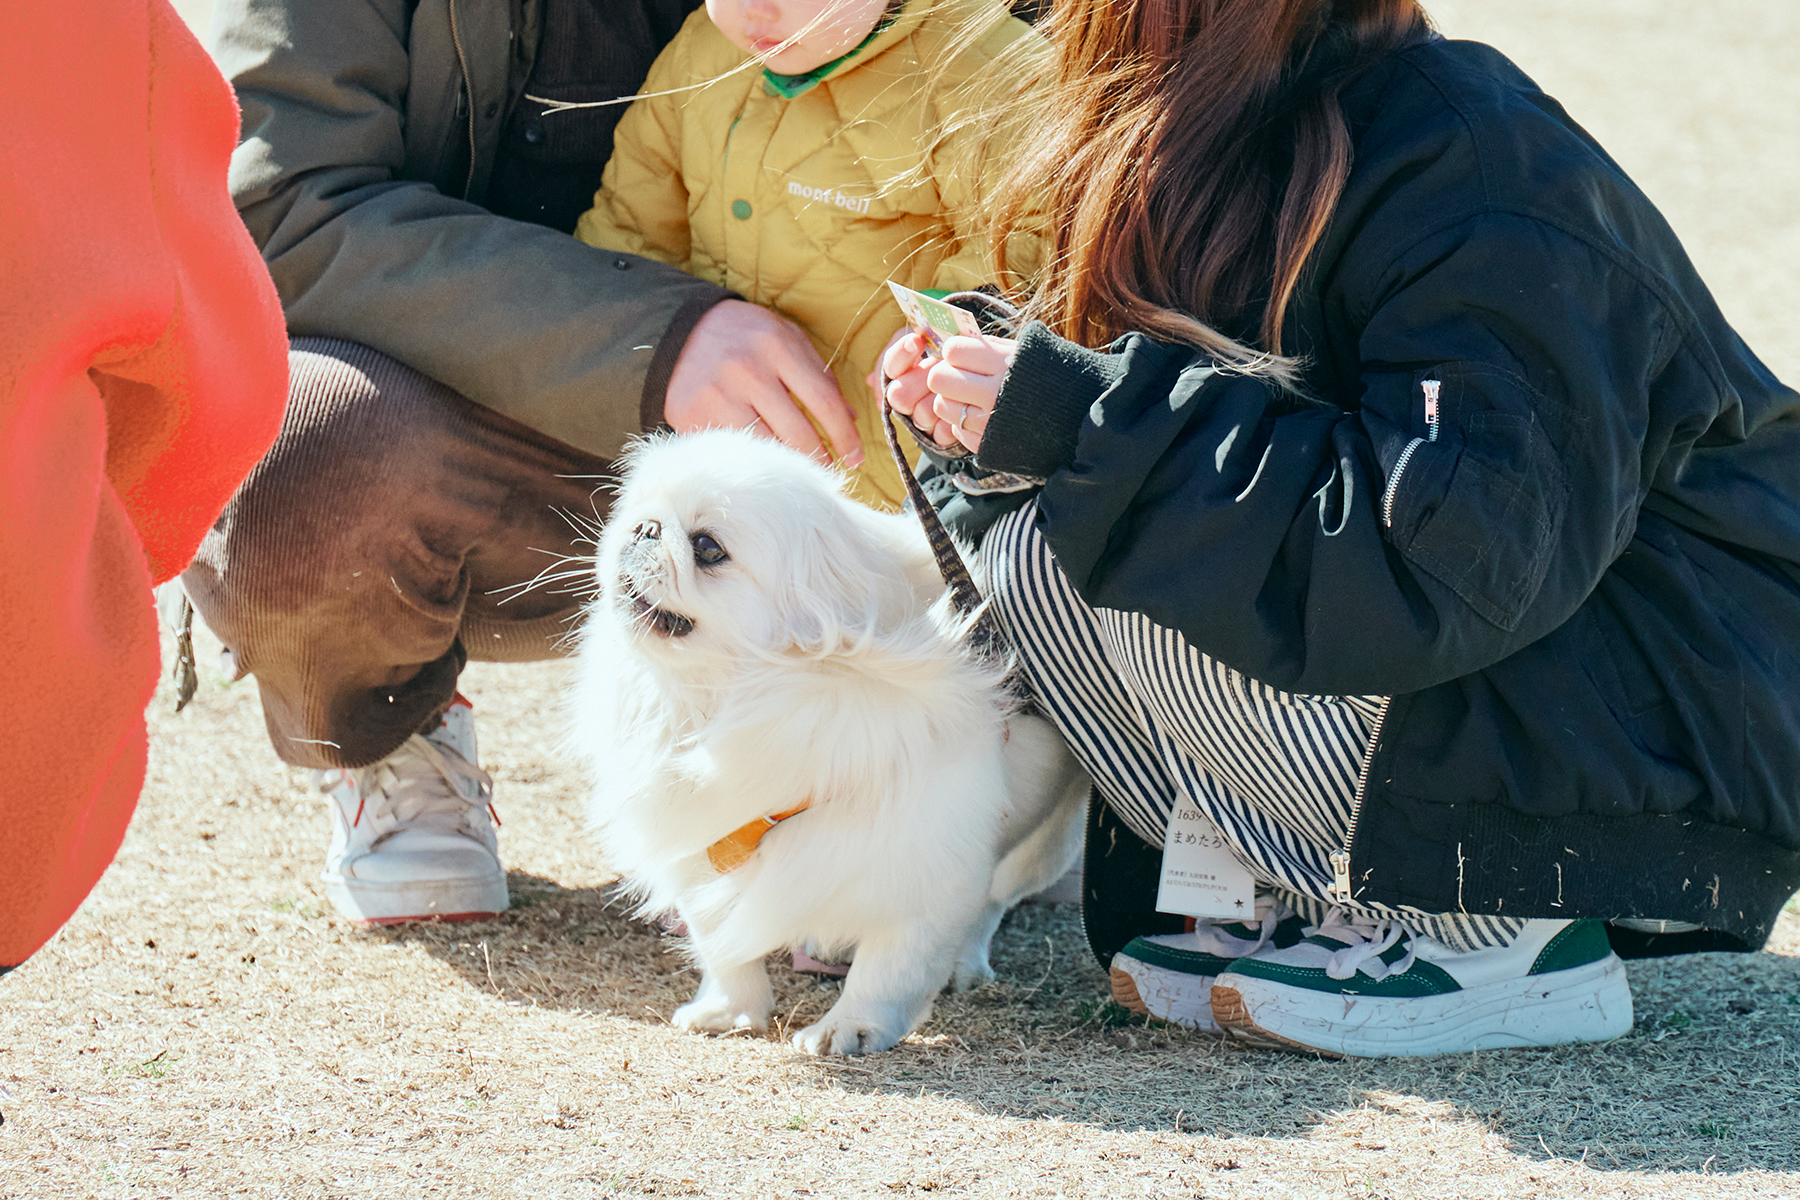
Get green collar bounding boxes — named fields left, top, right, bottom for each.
left=761, top=3, right=904, bottom=98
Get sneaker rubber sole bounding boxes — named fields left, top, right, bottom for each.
left=323, top=871, right=509, bottom=926
left=1211, top=953, right=1633, bottom=1058
left=1110, top=963, right=1149, bottom=1013
left=1108, top=954, right=1219, bottom=1032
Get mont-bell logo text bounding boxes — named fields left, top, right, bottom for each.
left=787, top=180, right=872, bottom=215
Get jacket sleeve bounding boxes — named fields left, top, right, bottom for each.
left=211, top=0, right=730, bottom=458
left=979, top=213, right=1670, bottom=697
left=572, top=44, right=692, bottom=266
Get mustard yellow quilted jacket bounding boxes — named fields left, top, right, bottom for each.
left=575, top=0, right=1041, bottom=510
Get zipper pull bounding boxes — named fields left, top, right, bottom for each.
left=1422, top=378, right=1442, bottom=442
left=1329, top=851, right=1352, bottom=903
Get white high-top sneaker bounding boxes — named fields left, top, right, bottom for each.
left=317, top=695, right=509, bottom=924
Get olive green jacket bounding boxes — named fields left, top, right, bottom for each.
left=210, top=0, right=730, bottom=457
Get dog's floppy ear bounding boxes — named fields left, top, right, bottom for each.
left=774, top=507, right=907, bottom=656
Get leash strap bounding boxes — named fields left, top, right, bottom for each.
left=878, top=399, right=1008, bottom=665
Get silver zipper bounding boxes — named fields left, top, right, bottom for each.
left=1380, top=438, right=1424, bottom=527
left=1380, top=378, right=1442, bottom=529
left=1331, top=695, right=1393, bottom=903
left=1340, top=379, right=1439, bottom=898
left=448, top=0, right=478, bottom=200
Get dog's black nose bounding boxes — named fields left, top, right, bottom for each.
left=633, top=519, right=661, bottom=542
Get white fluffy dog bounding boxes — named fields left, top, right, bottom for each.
left=568, top=429, right=1089, bottom=1055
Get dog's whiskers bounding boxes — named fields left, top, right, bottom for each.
left=550, top=610, right=590, bottom=653
left=551, top=504, right=606, bottom=546
left=485, top=504, right=612, bottom=607
left=487, top=548, right=599, bottom=606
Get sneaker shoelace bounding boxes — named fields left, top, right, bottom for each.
left=324, top=733, right=495, bottom=842
left=1306, top=909, right=1419, bottom=982
left=1192, top=894, right=1293, bottom=957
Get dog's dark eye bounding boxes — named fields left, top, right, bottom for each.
left=692, top=533, right=728, bottom=567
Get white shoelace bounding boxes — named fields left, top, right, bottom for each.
left=323, top=733, right=494, bottom=841
left=1192, top=894, right=1292, bottom=957
left=1307, top=909, right=1419, bottom=981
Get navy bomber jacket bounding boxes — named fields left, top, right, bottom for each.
left=955, top=38, right=1800, bottom=949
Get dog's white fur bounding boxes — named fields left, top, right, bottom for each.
left=568, top=429, right=1088, bottom=1055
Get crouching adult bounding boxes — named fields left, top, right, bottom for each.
left=188, top=0, right=862, bottom=924
left=882, top=0, right=1800, bottom=1056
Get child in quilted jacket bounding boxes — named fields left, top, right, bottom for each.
left=576, top=0, right=1040, bottom=510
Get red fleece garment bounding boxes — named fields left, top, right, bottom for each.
left=0, top=0, right=287, bottom=969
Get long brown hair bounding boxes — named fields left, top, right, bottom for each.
left=986, top=0, right=1429, bottom=371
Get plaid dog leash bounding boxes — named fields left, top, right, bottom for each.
left=877, top=398, right=1013, bottom=671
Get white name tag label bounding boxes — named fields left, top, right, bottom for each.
left=1156, top=796, right=1256, bottom=920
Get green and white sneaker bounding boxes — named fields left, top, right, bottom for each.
left=1109, top=899, right=1310, bottom=1031
left=1211, top=913, right=1633, bottom=1058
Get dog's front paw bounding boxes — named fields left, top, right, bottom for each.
left=673, top=998, right=768, bottom=1036
left=790, top=1013, right=902, bottom=1056
left=951, top=950, right=995, bottom=993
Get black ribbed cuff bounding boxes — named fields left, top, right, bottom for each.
left=640, top=287, right=738, bottom=432
left=977, top=321, right=1127, bottom=479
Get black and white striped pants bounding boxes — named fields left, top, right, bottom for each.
left=987, top=503, right=1524, bottom=955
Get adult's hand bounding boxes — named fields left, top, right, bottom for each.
left=865, top=326, right=922, bottom=415
left=665, top=299, right=864, bottom=468
left=880, top=333, right=1016, bottom=452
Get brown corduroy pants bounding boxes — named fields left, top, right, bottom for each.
left=183, top=339, right=615, bottom=770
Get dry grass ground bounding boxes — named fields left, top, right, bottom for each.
left=4, top=631, right=1798, bottom=1200
left=4, top=2, right=1798, bottom=1197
